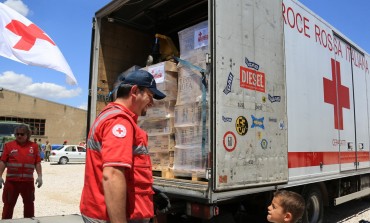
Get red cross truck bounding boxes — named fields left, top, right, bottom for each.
left=87, top=0, right=370, bottom=222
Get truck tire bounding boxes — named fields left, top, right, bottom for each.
left=302, top=185, right=324, bottom=223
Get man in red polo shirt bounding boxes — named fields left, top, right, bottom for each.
left=80, top=70, right=166, bottom=223
left=0, top=124, right=42, bottom=219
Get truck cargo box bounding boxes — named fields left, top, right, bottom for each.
left=89, top=0, right=370, bottom=221
left=89, top=0, right=286, bottom=203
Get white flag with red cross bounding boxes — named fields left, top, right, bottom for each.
left=0, top=3, right=77, bottom=85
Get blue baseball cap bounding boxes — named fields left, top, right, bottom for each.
left=120, top=70, right=166, bottom=100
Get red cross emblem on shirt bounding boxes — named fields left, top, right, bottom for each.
left=112, top=124, right=126, bottom=138
left=116, top=128, right=124, bottom=134
left=323, top=59, right=350, bottom=130
left=5, top=20, right=55, bottom=51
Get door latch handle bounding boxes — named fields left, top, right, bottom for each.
left=348, top=142, right=353, bottom=150
left=359, top=143, right=364, bottom=150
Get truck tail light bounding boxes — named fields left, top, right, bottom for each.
left=186, top=202, right=218, bottom=219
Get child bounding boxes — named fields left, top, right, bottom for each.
left=267, top=190, right=305, bottom=223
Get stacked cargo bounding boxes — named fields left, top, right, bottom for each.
left=138, top=61, right=178, bottom=172
left=173, top=21, right=209, bottom=177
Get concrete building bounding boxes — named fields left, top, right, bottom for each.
left=0, top=88, right=87, bottom=145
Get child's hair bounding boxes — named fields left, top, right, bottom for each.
left=274, top=190, right=305, bottom=223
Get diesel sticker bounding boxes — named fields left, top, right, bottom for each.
left=240, top=66, right=265, bottom=93
left=235, top=116, right=248, bottom=136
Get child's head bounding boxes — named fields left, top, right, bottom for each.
left=267, top=190, right=305, bottom=223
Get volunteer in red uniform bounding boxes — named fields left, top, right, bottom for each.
left=80, top=70, right=166, bottom=223
left=0, top=124, right=43, bottom=219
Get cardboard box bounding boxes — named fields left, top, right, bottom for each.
left=150, top=151, right=173, bottom=170
left=144, top=61, right=178, bottom=101
left=178, top=20, right=209, bottom=59
left=174, top=124, right=209, bottom=146
left=173, top=145, right=206, bottom=172
left=148, top=133, right=175, bottom=152
left=139, top=117, right=175, bottom=135
left=174, top=102, right=209, bottom=126
left=142, top=100, right=176, bottom=119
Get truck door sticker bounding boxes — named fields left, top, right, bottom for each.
left=251, top=115, right=265, bottom=129
left=261, top=139, right=268, bottom=149
left=219, top=175, right=227, bottom=183
left=223, top=131, right=236, bottom=152
left=235, top=116, right=248, bottom=136
left=223, top=72, right=234, bottom=95
left=268, top=94, right=281, bottom=103
left=323, top=59, right=350, bottom=130
left=245, top=57, right=260, bottom=70
left=279, top=120, right=284, bottom=130
left=222, top=116, right=232, bottom=122
left=240, top=66, right=266, bottom=92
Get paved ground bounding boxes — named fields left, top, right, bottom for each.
left=0, top=162, right=370, bottom=222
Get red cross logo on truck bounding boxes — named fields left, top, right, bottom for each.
left=323, top=59, right=350, bottom=130
left=6, top=20, right=55, bottom=51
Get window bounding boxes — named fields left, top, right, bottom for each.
left=78, top=147, right=86, bottom=152
left=0, top=117, right=46, bottom=136
left=65, top=146, right=74, bottom=152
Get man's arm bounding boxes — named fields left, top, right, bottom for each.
left=0, top=161, right=6, bottom=177
left=0, top=161, right=6, bottom=189
left=35, top=163, right=42, bottom=176
left=103, top=166, right=127, bottom=223
left=35, top=162, right=43, bottom=188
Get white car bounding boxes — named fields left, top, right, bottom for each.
left=49, top=145, right=86, bottom=164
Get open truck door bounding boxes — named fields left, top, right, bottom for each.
left=213, top=0, right=288, bottom=191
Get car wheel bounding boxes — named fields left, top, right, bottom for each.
left=59, top=157, right=68, bottom=165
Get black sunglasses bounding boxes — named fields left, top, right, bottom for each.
left=15, top=133, right=25, bottom=136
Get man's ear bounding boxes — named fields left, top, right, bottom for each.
left=131, top=85, right=139, bottom=96
left=284, top=212, right=293, bottom=222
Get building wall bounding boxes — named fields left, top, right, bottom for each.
left=0, top=88, right=87, bottom=145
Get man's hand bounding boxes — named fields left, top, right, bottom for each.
left=35, top=175, right=43, bottom=188
left=153, top=187, right=171, bottom=214
left=0, top=178, right=4, bottom=189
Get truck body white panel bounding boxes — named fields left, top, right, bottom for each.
left=284, top=0, right=370, bottom=181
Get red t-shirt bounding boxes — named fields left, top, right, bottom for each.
left=1, top=140, right=41, bottom=181
left=80, top=103, right=154, bottom=221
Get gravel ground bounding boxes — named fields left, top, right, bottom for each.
left=1, top=162, right=370, bottom=222
left=1, top=162, right=85, bottom=219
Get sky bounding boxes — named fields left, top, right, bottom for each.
left=297, top=0, right=370, bottom=53
left=0, top=0, right=110, bottom=110
left=0, top=0, right=369, bottom=110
